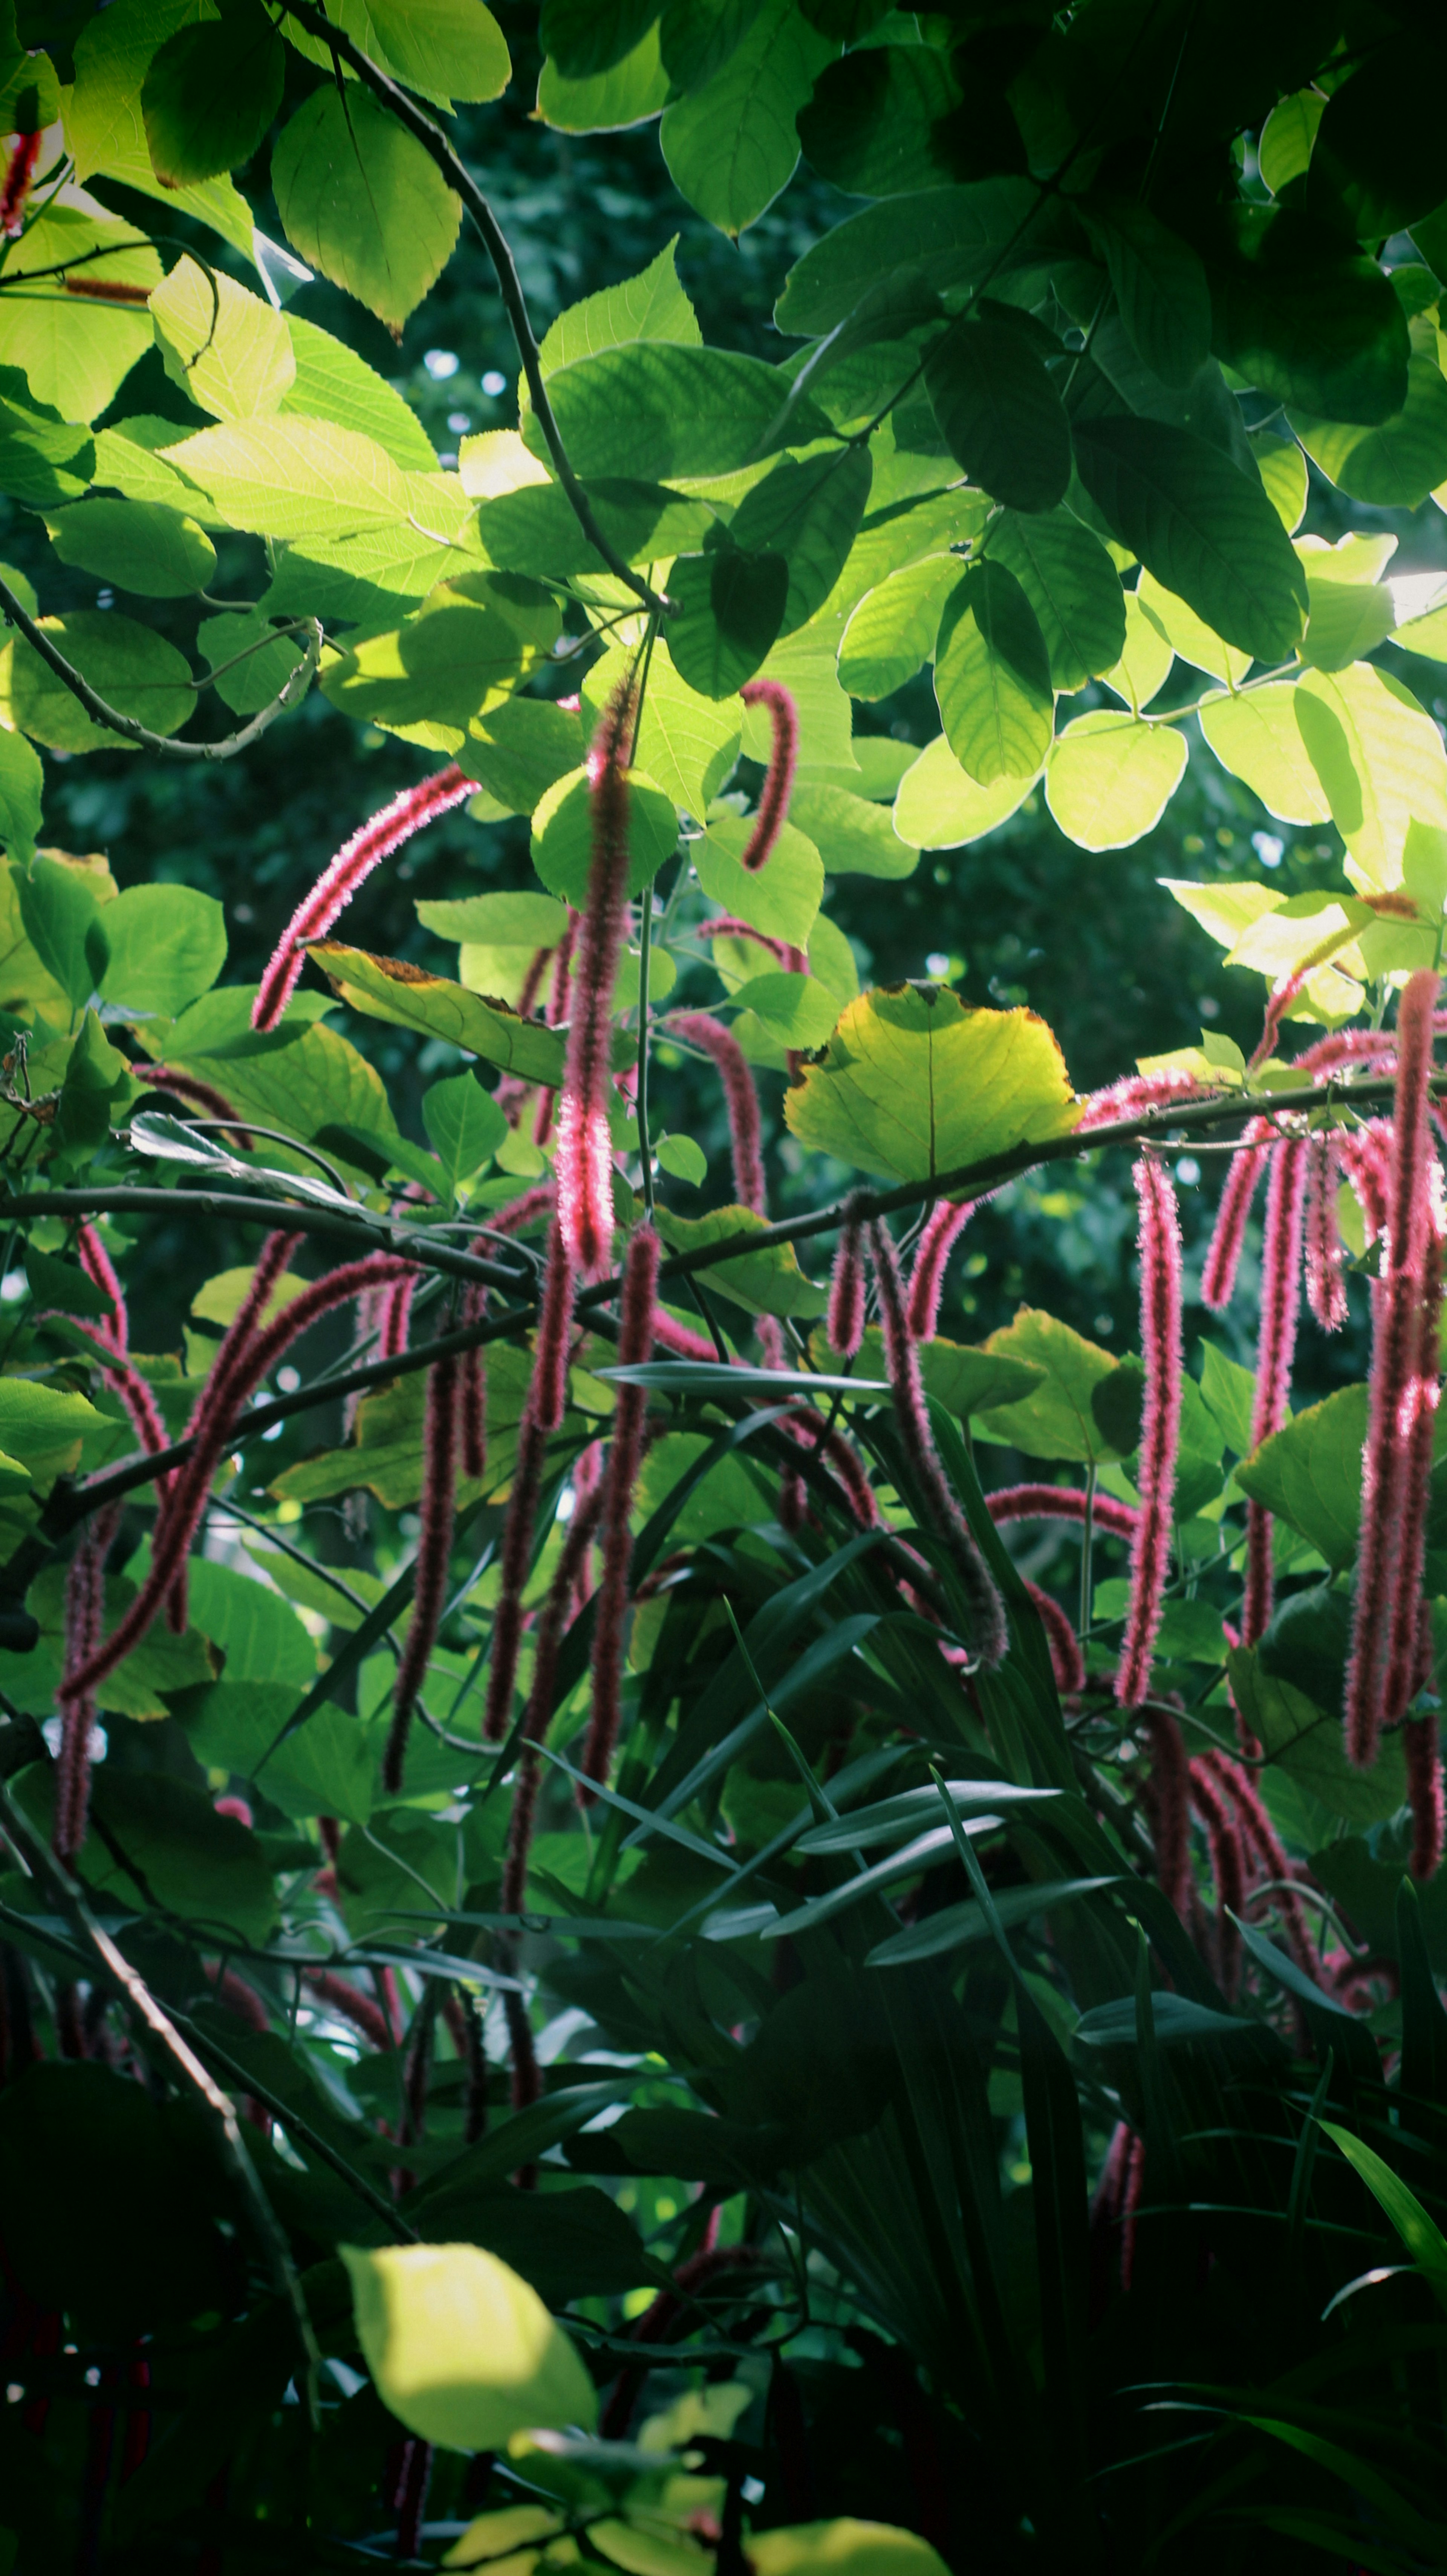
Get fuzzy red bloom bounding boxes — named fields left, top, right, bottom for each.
left=1187, top=1758, right=1246, bottom=2000
left=76, top=1224, right=126, bottom=1353
left=1380, top=1210, right=1444, bottom=1730
left=583, top=1224, right=661, bottom=1793
left=1243, top=1137, right=1308, bottom=1647
left=459, top=1284, right=488, bottom=1484
left=0, top=130, right=40, bottom=237
left=54, top=1505, right=120, bottom=1861
left=867, top=1219, right=1007, bottom=1668
left=252, top=765, right=477, bottom=1030
left=1078, top=1066, right=1211, bottom=1130
left=531, top=1221, right=577, bottom=1437
left=303, top=1970, right=395, bottom=2053
left=483, top=1412, right=549, bottom=1745
left=1303, top=1132, right=1348, bottom=1332
left=828, top=1211, right=867, bottom=1358
left=1117, top=1158, right=1183, bottom=1709
left=1139, top=1705, right=1191, bottom=1918
left=906, top=1198, right=977, bottom=1344
left=738, top=679, right=798, bottom=872
left=516, top=944, right=554, bottom=1022
left=670, top=1012, right=764, bottom=1213
left=132, top=1062, right=248, bottom=1142
left=503, top=1477, right=609, bottom=1917
left=1199, top=1748, right=1320, bottom=1982
left=652, top=1308, right=718, bottom=1361
left=378, top=1274, right=415, bottom=1361
left=155, top=1227, right=303, bottom=1634
left=1200, top=1117, right=1272, bottom=1312
left=701, top=916, right=795, bottom=968
left=555, top=687, right=635, bottom=1271
left=1337, top=1121, right=1392, bottom=1244
left=984, top=1482, right=1141, bottom=1541
left=1405, top=1703, right=1445, bottom=1882
left=781, top=1406, right=878, bottom=1529
left=383, top=1354, right=460, bottom=1794
left=1024, top=1579, right=1085, bottom=1697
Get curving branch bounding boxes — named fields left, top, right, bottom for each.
left=273, top=0, right=668, bottom=617
left=0, top=583, right=322, bottom=762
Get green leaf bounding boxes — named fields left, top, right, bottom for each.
left=838, top=555, right=960, bottom=700
left=0, top=731, right=43, bottom=861
left=17, top=854, right=101, bottom=1011
left=281, top=315, right=439, bottom=471
left=477, top=477, right=714, bottom=581
left=1197, top=683, right=1333, bottom=828
left=728, top=443, right=872, bottom=638
left=1044, top=711, right=1187, bottom=851
left=531, top=765, right=679, bottom=903
left=532, top=342, right=831, bottom=483
left=656, top=1132, right=707, bottom=1184
left=363, top=0, right=511, bottom=104
left=924, top=317, right=1070, bottom=515
left=784, top=984, right=1077, bottom=1184
left=45, top=499, right=216, bottom=601
left=935, top=563, right=1054, bottom=785
left=41, top=1768, right=275, bottom=1943
left=659, top=0, right=766, bottom=90
left=988, top=509, right=1126, bottom=691
left=1308, top=46, right=1447, bottom=240
left=893, top=734, right=1036, bottom=849
left=1098, top=591, right=1175, bottom=714
left=1248, top=428, right=1309, bottom=533
left=1257, top=90, right=1324, bottom=197
left=585, top=641, right=738, bottom=825
left=139, top=1019, right=402, bottom=1161
left=152, top=257, right=296, bottom=424
left=813, top=1322, right=1043, bottom=1418
left=973, top=1308, right=1120, bottom=1464
left=0, top=1378, right=103, bottom=1477
left=797, top=40, right=962, bottom=197
left=1228, top=1649, right=1406, bottom=1830
left=693, top=814, right=822, bottom=947
left=422, top=1070, right=510, bottom=1185
left=457, top=698, right=585, bottom=819
left=311, top=944, right=569, bottom=1086
left=741, top=624, right=854, bottom=769
left=774, top=177, right=1045, bottom=336
left=344, top=2239, right=597, bottom=2451
left=320, top=575, right=557, bottom=745
left=1080, top=193, right=1211, bottom=390
left=90, top=883, right=226, bottom=1017
left=541, top=240, right=700, bottom=378
left=197, top=609, right=306, bottom=717
left=786, top=781, right=918, bottom=880
left=180, top=1678, right=375, bottom=1828
left=185, top=1557, right=318, bottom=1689
left=162, top=413, right=463, bottom=541
left=1292, top=358, right=1447, bottom=510
left=665, top=544, right=789, bottom=699
left=1072, top=417, right=1308, bottom=664
left=537, top=20, right=669, bottom=130
left=0, top=210, right=159, bottom=428
left=274, top=1341, right=563, bottom=1509
left=1300, top=573, right=1397, bottom=674
left=540, top=0, right=658, bottom=77
left=652, top=1204, right=827, bottom=1318
left=272, top=84, right=462, bottom=332
left=1207, top=206, right=1409, bottom=427
left=728, top=969, right=839, bottom=1048
left=1136, top=568, right=1251, bottom=689
left=1234, top=1383, right=1367, bottom=1573
left=142, top=2, right=285, bottom=186
left=419, top=890, right=569, bottom=1005
left=659, top=0, right=835, bottom=238
left=1294, top=663, right=1447, bottom=890
left=9, top=611, right=194, bottom=753
left=1318, top=2123, right=1447, bottom=2311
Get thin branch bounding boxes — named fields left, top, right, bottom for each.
left=0, top=1184, right=529, bottom=1292
left=0, top=584, right=321, bottom=762
left=274, top=0, right=668, bottom=618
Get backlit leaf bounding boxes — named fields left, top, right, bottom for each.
left=1081, top=194, right=1211, bottom=390
left=272, top=85, right=462, bottom=331
left=838, top=556, right=960, bottom=700
left=693, top=815, right=822, bottom=947
left=1198, top=684, right=1333, bottom=826
left=935, top=563, right=1054, bottom=785
left=988, top=509, right=1126, bottom=691
left=1044, top=711, right=1187, bottom=851
left=45, top=499, right=216, bottom=600
left=142, top=2, right=285, bottom=186
left=344, top=2241, right=597, bottom=2452
left=924, top=318, right=1071, bottom=515
left=786, top=781, right=919, bottom=880
left=660, top=0, right=836, bottom=237
left=1292, top=358, right=1447, bottom=510
left=1234, top=1383, right=1367, bottom=1573
left=1072, top=416, right=1308, bottom=664
left=308, top=945, right=569, bottom=1085
left=151, top=258, right=296, bottom=423
left=531, top=765, right=679, bottom=902
left=1294, top=662, right=1447, bottom=889
left=893, top=734, right=1036, bottom=848
left=785, top=984, right=1078, bottom=1184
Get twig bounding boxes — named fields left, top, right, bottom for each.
left=0, top=585, right=321, bottom=762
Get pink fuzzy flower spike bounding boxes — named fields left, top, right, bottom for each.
left=1187, top=1758, right=1246, bottom=2000
left=907, top=1198, right=977, bottom=1344
left=1303, top=1131, right=1348, bottom=1332
left=555, top=683, right=636, bottom=1273
left=1242, top=1137, right=1308, bottom=1647
left=252, top=763, right=478, bottom=1031
left=828, top=1211, right=867, bottom=1359
left=383, top=1353, right=460, bottom=1793
left=1200, top=1117, right=1272, bottom=1312
left=1140, top=1705, right=1190, bottom=1919
left=1345, top=970, right=1441, bottom=1768
left=76, top=1224, right=126, bottom=1354
left=738, top=680, right=798, bottom=872
left=1380, top=1194, right=1445, bottom=1733
left=670, top=1013, right=764, bottom=1213
left=582, top=1223, right=661, bottom=1795
left=481, top=1222, right=577, bottom=1743
left=1406, top=1606, right=1445, bottom=1881
left=54, top=1505, right=121, bottom=1861
left=0, top=131, right=40, bottom=238
left=1025, top=1580, right=1085, bottom=1698
left=1116, top=1158, right=1183, bottom=1709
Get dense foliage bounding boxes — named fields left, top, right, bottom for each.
left=2, top=3, right=1447, bottom=2570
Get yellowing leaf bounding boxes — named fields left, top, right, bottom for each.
left=1198, top=682, right=1334, bottom=826
left=973, top=1309, right=1120, bottom=1464
left=343, top=2241, right=596, bottom=2453
left=310, top=945, right=567, bottom=1085
left=748, top=2523, right=950, bottom=2576
left=1044, top=711, right=1187, bottom=850
left=1160, top=878, right=1288, bottom=950
left=785, top=985, right=1078, bottom=1185
left=1224, top=892, right=1372, bottom=984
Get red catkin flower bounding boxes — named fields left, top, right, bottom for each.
left=383, top=1354, right=460, bottom=1794
left=1337, top=1121, right=1392, bottom=1244
left=828, top=1210, right=867, bottom=1358
left=669, top=1013, right=764, bottom=1213
left=867, top=1219, right=1007, bottom=1668
left=54, top=1505, right=120, bottom=1862
left=0, top=131, right=40, bottom=238
left=1187, top=1758, right=1246, bottom=2001
left=1077, top=1066, right=1212, bottom=1130
left=303, top=1969, right=395, bottom=2052
left=459, top=1284, right=487, bottom=1484
left=158, top=1228, right=303, bottom=1635
left=477, top=1210, right=577, bottom=1746
left=1116, top=1158, right=1183, bottom=1710
left=582, top=1223, right=661, bottom=1792
left=738, top=679, right=798, bottom=872
left=1024, top=1579, right=1085, bottom=1697
left=379, top=1273, right=414, bottom=1360
left=781, top=1406, right=878, bottom=1530
left=252, top=764, right=478, bottom=1030
left=985, top=1482, right=1141, bottom=1542
left=132, top=1062, right=249, bottom=1142
left=1303, top=1131, right=1348, bottom=1332
left=1243, top=1136, right=1308, bottom=1647
left=76, top=1224, right=126, bottom=1352
left=555, top=684, right=635, bottom=1273
left=502, top=1476, right=609, bottom=1916
left=1200, top=1116, right=1272, bottom=1312
left=1380, top=1203, right=1445, bottom=1731
left=1405, top=1701, right=1445, bottom=1883
left=653, top=1308, right=718, bottom=1361
left=1346, top=971, right=1441, bottom=1766
left=515, top=944, right=554, bottom=1022
left=906, top=1199, right=977, bottom=1344
left=1199, top=1748, right=1320, bottom=1982
left=1139, top=1704, right=1191, bottom=1918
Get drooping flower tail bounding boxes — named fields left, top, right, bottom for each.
left=0, top=131, right=41, bottom=238
left=481, top=1224, right=577, bottom=1743
left=252, top=765, right=478, bottom=1030
left=1199, top=1748, right=1320, bottom=1982
left=737, top=680, right=798, bottom=872
left=984, top=1482, right=1141, bottom=1541
left=1200, top=1116, right=1272, bottom=1313
left=867, top=1219, right=1007, bottom=1668
left=383, top=1355, right=460, bottom=1793
left=1025, top=1579, right=1085, bottom=1697
left=459, top=1284, right=487, bottom=1484
left=502, top=1477, right=609, bottom=1915
left=379, top=1274, right=414, bottom=1360
left=1303, top=1131, right=1347, bottom=1332
left=54, top=1506, right=121, bottom=1861
left=906, top=1199, right=977, bottom=1344
left=1116, top=1158, right=1183, bottom=1709
left=76, top=1225, right=127, bottom=1353
left=1243, top=1136, right=1308, bottom=1646
left=1140, top=1705, right=1191, bottom=1918
left=828, top=1208, right=867, bottom=1358
left=1380, top=1208, right=1445, bottom=1733
left=555, top=686, right=635, bottom=1272
left=582, top=1224, right=661, bottom=1791
left=1187, top=1758, right=1245, bottom=2001
left=670, top=1012, right=765, bottom=1213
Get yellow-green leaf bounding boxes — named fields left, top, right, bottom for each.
left=1295, top=662, right=1447, bottom=889
left=1044, top=710, right=1187, bottom=850
left=309, top=945, right=568, bottom=1085
left=343, top=2241, right=597, bottom=2453
left=785, top=985, right=1078, bottom=1185
left=1198, top=682, right=1334, bottom=826
left=973, top=1309, right=1121, bottom=1464
left=935, top=562, right=1054, bottom=785
left=151, top=257, right=295, bottom=423
left=272, top=85, right=463, bottom=332
left=893, top=736, right=1036, bottom=851
left=653, top=1204, right=828, bottom=1318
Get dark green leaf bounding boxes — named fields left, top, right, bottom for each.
left=422, top=1069, right=509, bottom=1184
left=924, top=316, right=1071, bottom=514
left=533, top=342, right=832, bottom=481
left=23, top=1241, right=112, bottom=1320
left=797, top=43, right=963, bottom=197
left=17, top=853, right=99, bottom=1010
left=1206, top=205, right=1410, bottom=428
left=142, top=2, right=285, bottom=187
left=1072, top=416, right=1308, bottom=663
left=659, top=0, right=835, bottom=239
left=665, top=544, right=788, bottom=698
left=477, top=477, right=716, bottom=578
left=935, top=562, right=1054, bottom=784
left=1291, top=358, right=1447, bottom=509
left=540, top=0, right=660, bottom=78
left=1308, top=41, right=1447, bottom=238
left=728, top=443, right=871, bottom=635
left=11, top=611, right=195, bottom=752
left=1081, top=192, right=1211, bottom=389
left=987, top=507, right=1126, bottom=689
left=90, top=883, right=227, bottom=1018
left=774, top=178, right=1057, bottom=336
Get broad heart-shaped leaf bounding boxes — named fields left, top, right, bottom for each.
left=988, top=509, right=1126, bottom=692
left=1234, top=1383, right=1367, bottom=1574
left=421, top=1071, right=508, bottom=1185
left=1292, top=358, right=1447, bottom=511
left=198, top=609, right=306, bottom=717
left=10, top=614, right=194, bottom=752
left=344, top=2241, right=597, bottom=2454
left=457, top=698, right=585, bottom=819
left=320, top=577, right=557, bottom=745
left=653, top=1205, right=828, bottom=1318
left=280, top=315, right=438, bottom=471
left=531, top=765, right=679, bottom=902
left=1258, top=89, right=1324, bottom=196
left=660, top=0, right=836, bottom=237
left=142, top=3, right=284, bottom=186
left=1044, top=711, right=1187, bottom=851
left=19, top=1767, right=277, bottom=1944
left=1295, top=663, right=1447, bottom=890
left=1299, top=573, right=1397, bottom=675
left=1228, top=1649, right=1407, bottom=1830
left=728, top=443, right=873, bottom=638
left=924, top=318, right=1070, bottom=515
left=973, top=1308, right=1120, bottom=1464
left=307, top=945, right=568, bottom=1087
left=787, top=782, right=919, bottom=880
left=526, top=344, right=831, bottom=483
left=784, top=985, right=1078, bottom=1185
left=0, top=731, right=41, bottom=861
left=90, top=884, right=226, bottom=1019
left=1197, top=683, right=1333, bottom=828
left=152, top=258, right=296, bottom=425
left=693, top=815, right=823, bottom=947
left=893, top=734, right=1036, bottom=849
left=1135, top=569, right=1251, bottom=690
left=0, top=208, right=158, bottom=429
left=665, top=544, right=788, bottom=699
left=838, top=555, right=961, bottom=700
left=477, top=478, right=715, bottom=580
left=1072, top=417, right=1308, bottom=664
left=272, top=85, right=462, bottom=331
left=1098, top=592, right=1174, bottom=714
left=812, top=1323, right=1045, bottom=1418
left=935, top=564, right=1054, bottom=785
left=17, top=853, right=101, bottom=1012
left=581, top=641, right=738, bottom=824
left=45, top=500, right=216, bottom=601
left=1079, top=193, right=1211, bottom=391
left=159, top=418, right=468, bottom=543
